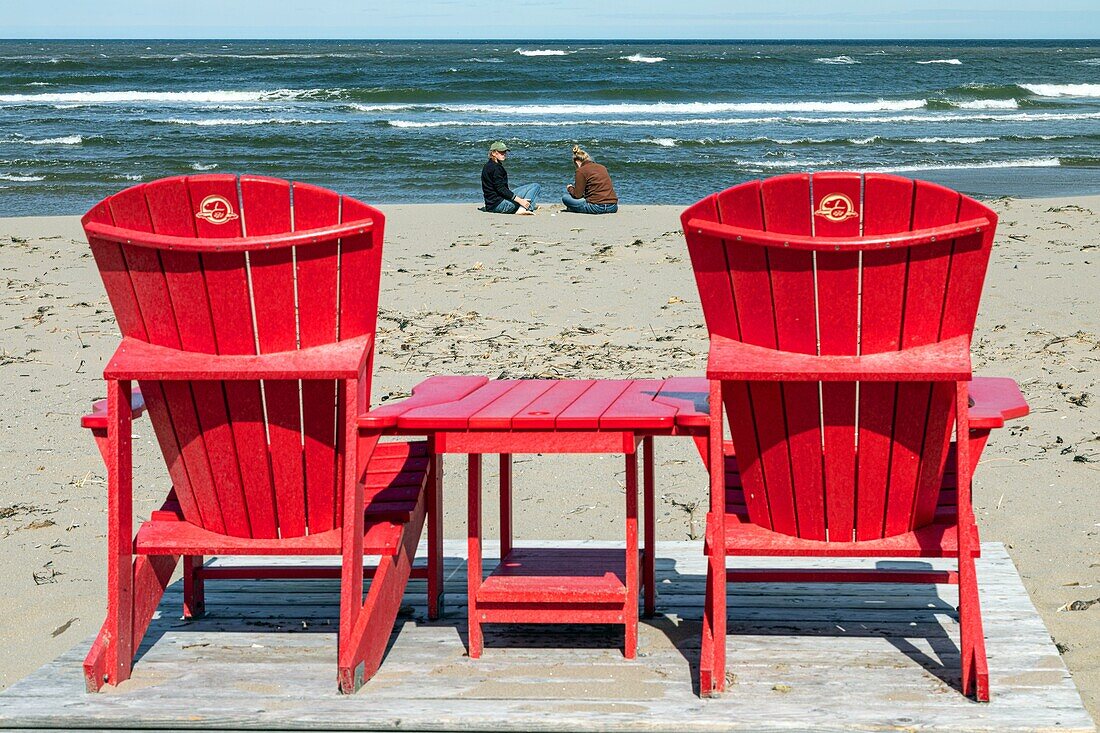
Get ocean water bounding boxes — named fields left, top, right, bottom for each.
left=2, top=39, right=1099, bottom=215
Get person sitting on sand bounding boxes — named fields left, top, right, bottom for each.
left=481, top=141, right=541, bottom=215
left=562, top=145, right=618, bottom=214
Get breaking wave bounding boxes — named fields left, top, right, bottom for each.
left=1019, top=83, right=1100, bottom=97
left=0, top=89, right=312, bottom=104
left=514, top=49, right=570, bottom=56
left=150, top=117, right=336, bottom=126
left=876, top=157, right=1062, bottom=173
left=2, top=134, right=84, bottom=145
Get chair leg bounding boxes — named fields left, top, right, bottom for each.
left=959, top=553, right=990, bottom=701
left=699, top=561, right=716, bottom=697
left=84, top=554, right=178, bottom=691
left=426, top=448, right=444, bottom=621
left=338, top=495, right=427, bottom=694
left=183, top=555, right=205, bottom=619
left=705, top=549, right=728, bottom=696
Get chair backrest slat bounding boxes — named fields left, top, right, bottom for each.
left=84, top=175, right=384, bottom=541
left=760, top=175, right=824, bottom=540
left=145, top=177, right=253, bottom=538
left=856, top=174, right=915, bottom=540
left=683, top=172, right=996, bottom=542
left=239, top=176, right=307, bottom=538
left=711, top=181, right=775, bottom=531
left=292, top=182, right=342, bottom=533
left=813, top=172, right=862, bottom=541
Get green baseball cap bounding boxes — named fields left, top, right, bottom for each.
left=489, top=141, right=510, bottom=152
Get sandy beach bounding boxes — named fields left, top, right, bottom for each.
left=0, top=197, right=1096, bottom=717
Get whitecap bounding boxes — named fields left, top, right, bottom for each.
left=0, top=89, right=316, bottom=105
left=640, top=138, right=677, bottom=147
left=814, top=55, right=858, bottom=65
left=386, top=109, right=1100, bottom=128
left=384, top=99, right=927, bottom=115
left=917, top=59, right=962, bottom=65
left=1074, top=58, right=1100, bottom=65
left=947, top=99, right=1019, bottom=110
left=3, top=135, right=83, bottom=145
left=464, top=57, right=504, bottom=63
left=1019, top=83, right=1100, bottom=97
left=849, top=137, right=880, bottom=145
left=0, top=174, right=45, bottom=181
left=190, top=163, right=218, bottom=171
left=622, top=54, right=666, bottom=63
left=151, top=117, right=335, bottom=126
left=876, top=158, right=1061, bottom=173
left=514, top=48, right=570, bottom=56
left=750, top=159, right=840, bottom=169
left=907, top=136, right=998, bottom=144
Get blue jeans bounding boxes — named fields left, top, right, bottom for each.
left=562, top=192, right=618, bottom=214
left=492, top=183, right=541, bottom=213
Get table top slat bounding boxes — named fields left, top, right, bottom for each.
left=397, top=380, right=515, bottom=429
left=467, top=380, right=559, bottom=429
left=511, top=380, right=597, bottom=428
left=600, top=379, right=679, bottom=429
left=555, top=380, right=634, bottom=429
left=654, top=376, right=710, bottom=427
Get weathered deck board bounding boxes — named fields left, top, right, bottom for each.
left=0, top=541, right=1093, bottom=732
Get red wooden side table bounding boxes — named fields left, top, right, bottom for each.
left=360, top=376, right=709, bottom=659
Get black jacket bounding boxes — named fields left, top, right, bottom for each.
left=481, top=160, right=514, bottom=209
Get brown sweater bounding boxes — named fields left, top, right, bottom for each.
left=571, top=161, right=618, bottom=205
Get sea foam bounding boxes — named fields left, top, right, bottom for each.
left=949, top=99, right=1019, bottom=109
left=1020, top=83, right=1100, bottom=97
left=514, top=49, right=570, bottom=56
left=386, top=99, right=928, bottom=115
left=877, top=158, right=1061, bottom=173
left=0, top=174, right=45, bottom=182
left=917, top=59, right=963, bottom=65
left=152, top=117, right=335, bottom=126
left=3, top=135, right=83, bottom=145
left=814, top=55, right=858, bottom=65
left=622, top=54, right=666, bottom=63
left=0, top=89, right=310, bottom=104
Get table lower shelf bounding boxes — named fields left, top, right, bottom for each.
left=476, top=547, right=632, bottom=607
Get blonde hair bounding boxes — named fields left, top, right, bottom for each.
left=572, top=145, right=591, bottom=163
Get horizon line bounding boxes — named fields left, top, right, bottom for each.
left=2, top=37, right=1099, bottom=42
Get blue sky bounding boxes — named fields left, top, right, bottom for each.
left=3, top=0, right=1098, bottom=39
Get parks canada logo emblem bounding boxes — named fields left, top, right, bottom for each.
left=814, top=193, right=859, bottom=223
left=194, top=195, right=239, bottom=225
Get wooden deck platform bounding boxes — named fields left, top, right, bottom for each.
left=0, top=541, right=1093, bottom=732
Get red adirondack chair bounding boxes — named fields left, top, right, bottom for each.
left=78, top=174, right=456, bottom=694
left=681, top=172, right=1028, bottom=701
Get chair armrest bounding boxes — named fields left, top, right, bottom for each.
left=707, top=335, right=971, bottom=382
left=969, top=377, right=1029, bottom=429
left=103, top=334, right=372, bottom=381
left=358, top=375, right=490, bottom=429
left=81, top=387, right=147, bottom=430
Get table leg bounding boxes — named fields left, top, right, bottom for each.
left=643, top=437, right=655, bottom=618
left=624, top=450, right=639, bottom=659
left=499, top=453, right=513, bottom=558
left=427, top=440, right=444, bottom=620
left=467, top=453, right=484, bottom=658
